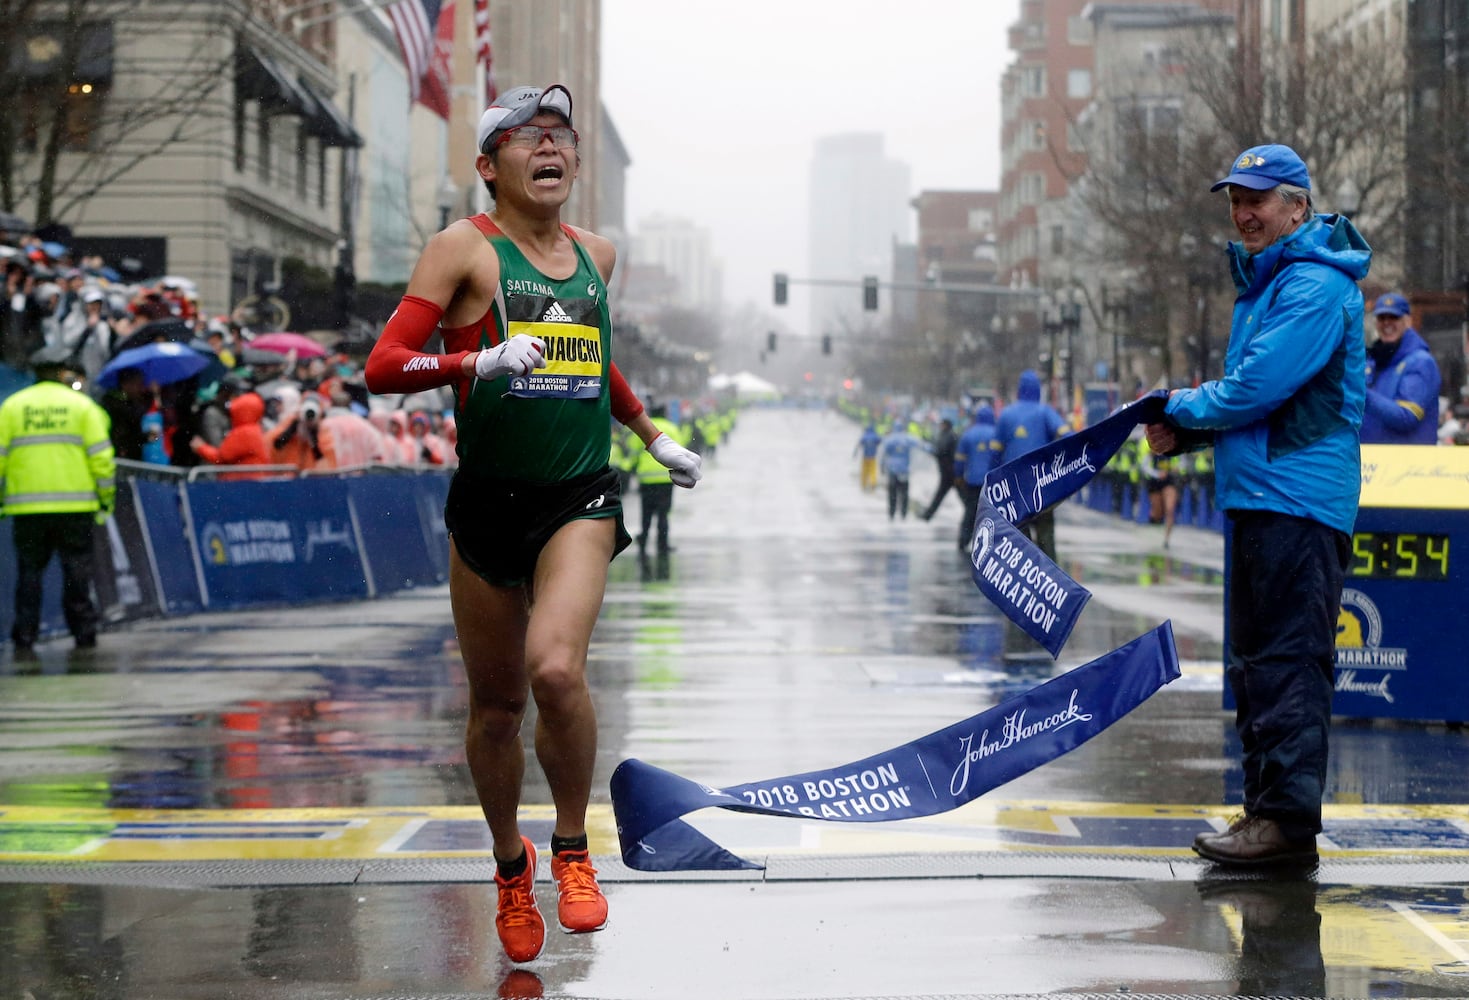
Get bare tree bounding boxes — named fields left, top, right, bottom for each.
left=1069, top=21, right=1409, bottom=383
left=1, top=0, right=236, bottom=226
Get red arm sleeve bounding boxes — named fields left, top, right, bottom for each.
left=364, top=295, right=475, bottom=394
left=609, top=363, right=644, bottom=424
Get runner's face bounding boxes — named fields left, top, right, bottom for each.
left=482, top=112, right=578, bottom=210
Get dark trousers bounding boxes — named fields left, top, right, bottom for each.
left=920, top=466, right=954, bottom=520
left=958, top=482, right=983, bottom=551
left=11, top=512, right=99, bottom=646
left=1226, top=510, right=1349, bottom=839
left=886, top=474, right=909, bottom=519
left=638, top=481, right=675, bottom=554
left=1022, top=508, right=1056, bottom=562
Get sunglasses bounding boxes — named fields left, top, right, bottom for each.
left=491, top=124, right=578, bottom=151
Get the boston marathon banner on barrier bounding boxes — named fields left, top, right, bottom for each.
left=610, top=391, right=1183, bottom=871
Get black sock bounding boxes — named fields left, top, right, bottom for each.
left=551, top=833, right=588, bottom=857
left=496, top=847, right=528, bottom=880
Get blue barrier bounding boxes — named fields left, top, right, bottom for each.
left=135, top=478, right=204, bottom=615
left=2, top=468, right=454, bottom=643
left=187, top=478, right=370, bottom=608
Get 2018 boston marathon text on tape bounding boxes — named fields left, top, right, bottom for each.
left=609, top=391, right=1180, bottom=871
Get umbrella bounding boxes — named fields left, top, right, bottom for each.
left=186, top=339, right=228, bottom=386
left=0, top=210, right=30, bottom=234
left=97, top=342, right=209, bottom=389
left=250, top=331, right=328, bottom=359
left=112, top=317, right=194, bottom=355
left=241, top=346, right=290, bottom=367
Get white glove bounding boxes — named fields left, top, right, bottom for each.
left=648, top=432, right=703, bottom=488
left=474, top=334, right=546, bottom=380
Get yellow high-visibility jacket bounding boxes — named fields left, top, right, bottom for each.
left=0, top=379, right=116, bottom=516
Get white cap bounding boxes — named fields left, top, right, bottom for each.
left=475, top=84, right=573, bottom=154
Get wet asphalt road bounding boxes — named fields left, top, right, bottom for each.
left=4, top=404, right=1469, bottom=999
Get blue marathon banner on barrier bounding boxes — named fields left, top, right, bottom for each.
left=970, top=390, right=1168, bottom=656
left=188, top=479, right=370, bottom=608
left=611, top=389, right=1180, bottom=871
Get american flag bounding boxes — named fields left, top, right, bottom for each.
left=474, top=0, right=497, bottom=108
left=416, top=0, right=455, bottom=120
left=386, top=0, right=443, bottom=108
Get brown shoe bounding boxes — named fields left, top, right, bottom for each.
left=1192, top=815, right=1318, bottom=867
left=1193, top=810, right=1252, bottom=850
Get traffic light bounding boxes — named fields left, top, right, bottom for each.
left=767, top=331, right=777, bottom=352
left=773, top=273, right=788, bottom=306
left=821, top=334, right=832, bottom=355
left=862, top=275, right=878, bottom=311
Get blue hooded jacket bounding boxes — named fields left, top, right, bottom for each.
left=954, top=406, right=1000, bottom=485
left=996, top=369, right=1067, bottom=465
left=1165, top=213, right=1372, bottom=534
left=1361, top=326, right=1440, bottom=444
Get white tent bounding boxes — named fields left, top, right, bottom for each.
left=708, top=371, right=780, bottom=396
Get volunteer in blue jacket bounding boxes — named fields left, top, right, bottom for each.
left=1361, top=292, right=1440, bottom=444
left=953, top=405, right=1000, bottom=552
left=995, top=369, right=1070, bottom=560
left=1146, top=145, right=1371, bottom=867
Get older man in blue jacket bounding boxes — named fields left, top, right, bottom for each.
left=1361, top=292, right=1440, bottom=444
left=1146, top=144, right=1372, bottom=867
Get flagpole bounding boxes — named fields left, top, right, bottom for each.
left=288, top=0, right=393, bottom=34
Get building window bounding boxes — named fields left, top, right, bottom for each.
left=1022, top=171, right=1046, bottom=206
left=318, top=147, right=327, bottom=209
left=235, top=98, right=247, bottom=172
left=968, top=208, right=991, bottom=232
left=1067, top=69, right=1091, bottom=100
left=19, top=83, right=107, bottom=152
left=1067, top=16, right=1093, bottom=45
left=258, top=114, right=272, bottom=183
left=296, top=130, right=309, bottom=200
left=1024, top=119, right=1047, bottom=151
left=1020, top=65, right=1046, bottom=98
left=1051, top=225, right=1065, bottom=256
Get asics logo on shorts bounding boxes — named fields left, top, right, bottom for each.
left=585, top=494, right=606, bottom=510
left=542, top=301, right=574, bottom=323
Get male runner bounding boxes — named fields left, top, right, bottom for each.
left=365, top=83, right=702, bottom=962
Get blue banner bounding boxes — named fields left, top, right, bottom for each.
left=187, top=479, right=368, bottom=608
left=612, top=623, right=1180, bottom=871
left=972, top=390, right=1168, bottom=654
left=609, top=390, right=1181, bottom=871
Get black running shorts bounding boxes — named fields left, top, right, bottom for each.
left=445, top=465, right=632, bottom=587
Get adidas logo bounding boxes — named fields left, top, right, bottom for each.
left=542, top=300, right=574, bottom=323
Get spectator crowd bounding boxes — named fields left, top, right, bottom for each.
left=3, top=230, right=456, bottom=477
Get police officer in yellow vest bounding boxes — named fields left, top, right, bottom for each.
left=0, top=344, right=116, bottom=654
left=626, top=402, right=689, bottom=558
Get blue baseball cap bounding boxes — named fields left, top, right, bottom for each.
left=1210, top=144, right=1312, bottom=193
left=1373, top=292, right=1411, bottom=318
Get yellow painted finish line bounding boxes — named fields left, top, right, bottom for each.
left=5, top=801, right=1469, bottom=863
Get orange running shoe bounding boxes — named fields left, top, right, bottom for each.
left=550, top=848, right=608, bottom=932
left=494, top=837, right=545, bottom=963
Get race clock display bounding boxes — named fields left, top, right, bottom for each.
left=1348, top=531, right=1450, bottom=581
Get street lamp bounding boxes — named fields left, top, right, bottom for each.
left=1058, top=288, right=1081, bottom=412
left=437, top=175, right=458, bottom=231
left=1038, top=293, right=1061, bottom=405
